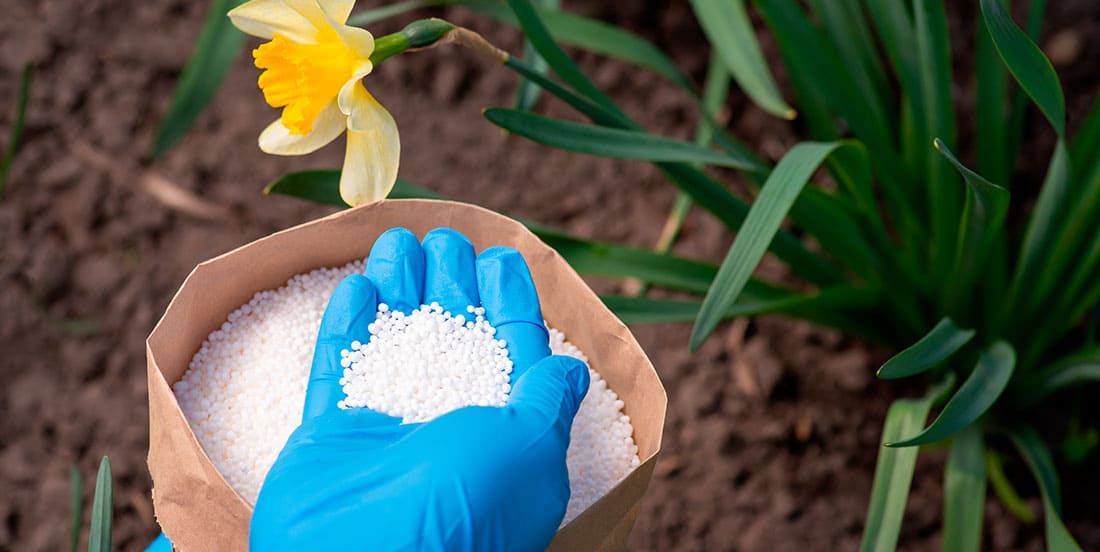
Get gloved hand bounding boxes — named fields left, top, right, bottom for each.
left=250, top=227, right=590, bottom=551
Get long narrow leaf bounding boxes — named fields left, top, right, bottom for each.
left=1070, top=99, right=1100, bottom=184
left=755, top=0, right=895, bottom=162
left=70, top=465, right=82, bottom=552
left=915, top=0, right=961, bottom=284
left=469, top=1, right=691, bottom=91
left=1031, top=347, right=1100, bottom=402
left=1005, top=0, right=1049, bottom=166
left=975, top=0, right=1011, bottom=185
left=810, top=0, right=891, bottom=131
left=89, top=457, right=112, bottom=552
left=655, top=163, right=843, bottom=287
left=985, top=450, right=1038, bottom=523
left=690, top=0, right=794, bottom=119
left=1006, top=140, right=1070, bottom=330
left=505, top=0, right=624, bottom=117
left=265, top=170, right=442, bottom=205
left=757, top=0, right=915, bottom=239
left=943, top=424, right=986, bottom=552
left=500, top=49, right=840, bottom=285
left=889, top=341, right=1015, bottom=447
left=512, top=0, right=558, bottom=111
left=349, top=0, right=440, bottom=25
left=484, top=108, right=759, bottom=170
left=604, top=284, right=885, bottom=340
left=934, top=138, right=1010, bottom=311
left=877, top=317, right=975, bottom=379
left=266, top=170, right=724, bottom=293
left=863, top=0, right=928, bottom=230
left=980, top=0, right=1065, bottom=136
left=0, top=64, right=30, bottom=195
left=503, top=56, right=626, bottom=127
left=1010, top=427, right=1083, bottom=552
left=690, top=141, right=845, bottom=350
left=861, top=375, right=955, bottom=552
left=348, top=1, right=694, bottom=92
left=788, top=187, right=881, bottom=281
left=152, top=0, right=247, bottom=158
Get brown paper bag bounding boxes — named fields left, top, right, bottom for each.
left=147, top=199, right=667, bottom=551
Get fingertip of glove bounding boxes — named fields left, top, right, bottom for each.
left=552, top=355, right=591, bottom=408
left=475, top=247, right=541, bottom=322
left=332, top=273, right=374, bottom=299
left=422, top=227, right=473, bottom=247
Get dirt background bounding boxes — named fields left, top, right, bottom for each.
left=1, top=1, right=1098, bottom=550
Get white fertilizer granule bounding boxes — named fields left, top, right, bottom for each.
left=174, top=260, right=640, bottom=524
left=338, top=303, right=513, bottom=422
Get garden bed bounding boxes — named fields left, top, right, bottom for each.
left=1, top=0, right=1098, bottom=549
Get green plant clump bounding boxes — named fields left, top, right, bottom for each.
left=158, top=0, right=1100, bottom=549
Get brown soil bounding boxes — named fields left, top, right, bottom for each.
left=1, top=1, right=1097, bottom=551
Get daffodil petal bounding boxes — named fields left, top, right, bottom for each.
left=338, top=86, right=399, bottom=206
left=312, top=4, right=375, bottom=60
left=336, top=71, right=374, bottom=117
left=228, top=0, right=331, bottom=43
left=319, top=0, right=355, bottom=25
left=258, top=100, right=346, bottom=155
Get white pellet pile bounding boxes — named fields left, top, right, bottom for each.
left=338, top=303, right=512, bottom=422
left=174, top=260, right=640, bottom=523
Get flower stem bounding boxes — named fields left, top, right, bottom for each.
left=370, top=18, right=507, bottom=66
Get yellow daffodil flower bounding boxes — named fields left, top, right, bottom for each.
left=228, top=0, right=398, bottom=206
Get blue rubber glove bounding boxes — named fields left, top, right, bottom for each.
left=250, top=227, right=590, bottom=551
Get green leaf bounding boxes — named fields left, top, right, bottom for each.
left=657, top=163, right=843, bottom=287
left=809, top=0, right=891, bottom=133
left=1009, top=427, right=1083, bottom=552
left=975, top=0, right=1011, bottom=185
left=915, top=0, right=961, bottom=284
left=1007, top=140, right=1070, bottom=329
left=469, top=1, right=691, bottom=90
left=943, top=424, right=986, bottom=552
left=1032, top=347, right=1100, bottom=402
left=267, top=171, right=725, bottom=294
left=986, top=449, right=1038, bottom=524
left=1005, top=0, right=1049, bottom=168
left=756, top=0, right=916, bottom=241
left=89, top=457, right=112, bottom=552
left=71, top=465, right=82, bottom=552
left=484, top=108, right=759, bottom=170
left=877, top=317, right=976, bottom=379
left=860, top=375, right=955, bottom=552
left=500, top=55, right=836, bottom=286
left=788, top=187, right=881, bottom=278
left=1070, top=98, right=1100, bottom=185
left=934, top=138, right=1010, bottom=308
left=0, top=64, right=30, bottom=196
left=888, top=341, right=1015, bottom=447
left=980, top=0, right=1065, bottom=136
left=533, top=229, right=718, bottom=294
left=690, top=141, right=845, bottom=350
left=152, top=0, right=247, bottom=158
left=505, top=0, right=623, bottom=117
left=347, top=1, right=692, bottom=91
left=603, top=284, right=884, bottom=339
left=512, top=0, right=557, bottom=111
left=502, top=56, right=626, bottom=127
left=347, top=0, right=440, bottom=25
left=689, top=0, right=794, bottom=119
left=265, top=171, right=442, bottom=205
